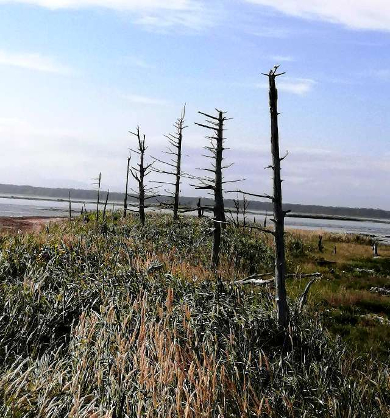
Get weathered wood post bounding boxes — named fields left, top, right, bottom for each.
left=318, top=235, right=324, bottom=252
left=197, top=198, right=203, bottom=218
left=373, top=242, right=379, bottom=257
left=265, top=66, right=289, bottom=328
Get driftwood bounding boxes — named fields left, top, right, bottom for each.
left=236, top=272, right=322, bottom=286
left=370, top=287, right=390, bottom=296
left=355, top=268, right=375, bottom=274
left=298, top=278, right=317, bottom=312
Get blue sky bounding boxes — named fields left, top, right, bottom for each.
left=0, top=0, right=389, bottom=209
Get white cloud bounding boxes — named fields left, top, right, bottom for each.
left=257, top=77, right=315, bottom=95
left=122, top=94, right=169, bottom=106
left=0, top=0, right=191, bottom=11
left=0, top=0, right=211, bottom=31
left=245, top=0, right=390, bottom=31
left=0, top=50, right=73, bottom=75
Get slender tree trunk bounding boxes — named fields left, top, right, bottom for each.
left=139, top=146, right=145, bottom=226
left=124, top=157, right=130, bottom=218
left=68, top=191, right=72, bottom=221
left=268, top=71, right=289, bottom=328
left=96, top=172, right=101, bottom=222
left=212, top=111, right=226, bottom=267
left=173, top=126, right=182, bottom=220
left=103, top=190, right=110, bottom=222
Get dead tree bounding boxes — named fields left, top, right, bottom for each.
left=152, top=105, right=187, bottom=220
left=68, top=191, right=72, bottom=221
left=93, top=172, right=102, bottom=221
left=123, top=156, right=131, bottom=218
left=103, top=189, right=110, bottom=222
left=129, top=127, right=156, bottom=226
left=264, top=66, right=289, bottom=328
left=228, top=193, right=249, bottom=227
left=194, top=109, right=233, bottom=268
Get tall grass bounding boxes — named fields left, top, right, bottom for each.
left=0, top=214, right=389, bottom=417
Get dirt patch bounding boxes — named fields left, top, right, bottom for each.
left=0, top=217, right=64, bottom=234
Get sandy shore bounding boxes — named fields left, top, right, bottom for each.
left=0, top=216, right=64, bottom=234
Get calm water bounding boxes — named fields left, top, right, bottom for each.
left=0, top=196, right=389, bottom=243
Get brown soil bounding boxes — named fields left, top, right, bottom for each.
left=0, top=217, right=64, bottom=234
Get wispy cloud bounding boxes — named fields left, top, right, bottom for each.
left=0, top=50, right=74, bottom=75
left=270, top=55, right=294, bottom=63
left=0, top=0, right=214, bottom=31
left=257, top=77, right=316, bottom=95
left=250, top=27, right=292, bottom=38
left=245, top=0, right=390, bottom=32
left=121, top=94, right=169, bottom=106
left=372, top=69, right=390, bottom=81
left=122, top=56, right=154, bottom=69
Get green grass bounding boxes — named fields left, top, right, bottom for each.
left=0, top=213, right=389, bottom=417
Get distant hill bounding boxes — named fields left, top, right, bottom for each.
left=0, top=183, right=390, bottom=220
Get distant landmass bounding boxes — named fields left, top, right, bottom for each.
left=0, top=183, right=390, bottom=221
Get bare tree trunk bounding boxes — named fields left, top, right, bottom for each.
left=130, top=128, right=154, bottom=227
left=95, top=172, right=102, bottom=222
left=124, top=156, right=130, bottom=218
left=151, top=105, right=186, bottom=220
left=267, top=67, right=289, bottom=328
left=212, top=112, right=227, bottom=267
left=68, top=191, right=72, bottom=221
left=195, top=109, right=231, bottom=268
left=103, top=190, right=110, bottom=222
left=173, top=120, right=183, bottom=220
left=139, top=139, right=146, bottom=226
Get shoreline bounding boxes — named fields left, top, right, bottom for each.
left=0, top=215, right=388, bottom=246
left=0, top=216, right=65, bottom=233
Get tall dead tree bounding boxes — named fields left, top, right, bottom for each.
left=123, top=156, right=131, bottom=218
left=194, top=109, right=232, bottom=268
left=129, top=127, right=156, bottom=226
left=152, top=105, right=187, bottom=220
left=264, top=66, right=289, bottom=328
left=68, top=191, right=72, bottom=221
left=93, top=172, right=102, bottom=221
